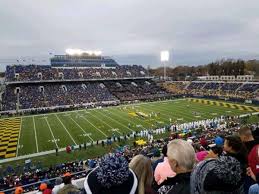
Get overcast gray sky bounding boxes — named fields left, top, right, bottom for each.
left=0, top=0, right=259, bottom=71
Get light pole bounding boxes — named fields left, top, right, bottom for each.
left=160, top=50, right=169, bottom=80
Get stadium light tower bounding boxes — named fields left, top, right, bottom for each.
left=160, top=50, right=169, bottom=80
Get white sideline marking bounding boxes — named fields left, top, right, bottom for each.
left=89, top=111, right=122, bottom=135
left=33, top=116, right=39, bottom=153
left=95, top=110, right=134, bottom=132
left=44, top=117, right=59, bottom=149
left=16, top=118, right=22, bottom=157
left=81, top=114, right=108, bottom=138
left=69, top=116, right=94, bottom=141
left=55, top=114, right=77, bottom=145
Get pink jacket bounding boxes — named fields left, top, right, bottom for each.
left=154, top=157, right=176, bottom=185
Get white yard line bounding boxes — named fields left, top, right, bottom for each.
left=86, top=110, right=122, bottom=135
left=80, top=114, right=108, bottom=138
left=55, top=114, right=77, bottom=145
left=44, top=117, right=59, bottom=149
left=16, top=117, right=22, bottom=157
left=69, top=116, right=94, bottom=141
left=33, top=116, right=39, bottom=153
left=95, top=109, right=134, bottom=132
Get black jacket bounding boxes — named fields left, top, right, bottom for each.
left=158, top=172, right=191, bottom=194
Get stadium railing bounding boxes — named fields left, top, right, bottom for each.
left=1, top=170, right=87, bottom=194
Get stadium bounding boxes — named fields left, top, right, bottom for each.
left=1, top=1, right=259, bottom=194
left=0, top=49, right=259, bottom=193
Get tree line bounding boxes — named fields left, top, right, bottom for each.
left=149, top=59, right=259, bottom=80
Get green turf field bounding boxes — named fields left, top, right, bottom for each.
left=1, top=98, right=258, bottom=159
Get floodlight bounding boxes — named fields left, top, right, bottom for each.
left=160, top=50, right=169, bottom=62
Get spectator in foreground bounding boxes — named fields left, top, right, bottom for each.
left=154, top=145, right=176, bottom=185
left=191, top=156, right=244, bottom=194
left=158, top=139, right=196, bottom=194
left=43, top=183, right=52, bottom=194
left=239, top=126, right=259, bottom=152
left=129, top=154, right=156, bottom=194
left=15, top=187, right=23, bottom=194
left=239, top=127, right=259, bottom=193
left=36, top=183, right=47, bottom=194
left=248, top=168, right=259, bottom=194
left=84, top=154, right=138, bottom=194
left=52, top=177, right=63, bottom=194
left=224, top=135, right=248, bottom=174
left=57, top=173, right=80, bottom=194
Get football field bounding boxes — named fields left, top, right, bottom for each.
left=1, top=98, right=259, bottom=159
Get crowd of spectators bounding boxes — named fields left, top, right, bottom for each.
left=2, top=82, right=118, bottom=110
left=1, top=79, right=170, bottom=111
left=1, top=116, right=259, bottom=194
left=5, top=65, right=148, bottom=82
left=105, top=80, right=171, bottom=102
left=162, top=81, right=259, bottom=101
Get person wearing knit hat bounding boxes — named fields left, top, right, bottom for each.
left=84, top=153, right=138, bottom=194
left=15, top=187, right=23, bottom=194
left=191, top=156, right=244, bottom=194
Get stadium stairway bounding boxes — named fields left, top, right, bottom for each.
left=235, top=82, right=245, bottom=92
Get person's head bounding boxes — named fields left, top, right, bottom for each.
left=55, top=177, right=63, bottom=186
left=39, top=183, right=47, bottom=191
left=129, top=155, right=153, bottom=194
left=209, top=145, right=223, bottom=158
left=167, top=139, right=196, bottom=174
left=63, top=173, right=72, bottom=185
left=239, top=126, right=254, bottom=142
left=191, top=156, right=243, bottom=193
left=224, top=135, right=247, bottom=155
left=14, top=187, right=23, bottom=194
left=84, top=154, right=138, bottom=194
left=214, top=136, right=224, bottom=147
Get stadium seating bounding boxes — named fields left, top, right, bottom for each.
left=162, top=81, right=259, bottom=101
left=220, top=82, right=242, bottom=91
left=5, top=65, right=148, bottom=82
left=203, top=82, right=224, bottom=90
left=105, top=80, right=170, bottom=101
left=1, top=119, right=258, bottom=194
left=2, top=63, right=171, bottom=111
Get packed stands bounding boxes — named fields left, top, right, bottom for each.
left=1, top=63, right=171, bottom=112
left=163, top=81, right=259, bottom=102
left=5, top=65, right=148, bottom=82
left=105, top=80, right=170, bottom=101
left=2, top=83, right=118, bottom=110
left=203, top=82, right=224, bottom=90
left=238, top=83, right=259, bottom=92
left=220, top=82, right=242, bottom=91
left=1, top=117, right=259, bottom=194
left=161, top=82, right=188, bottom=95
left=186, top=82, right=206, bottom=90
